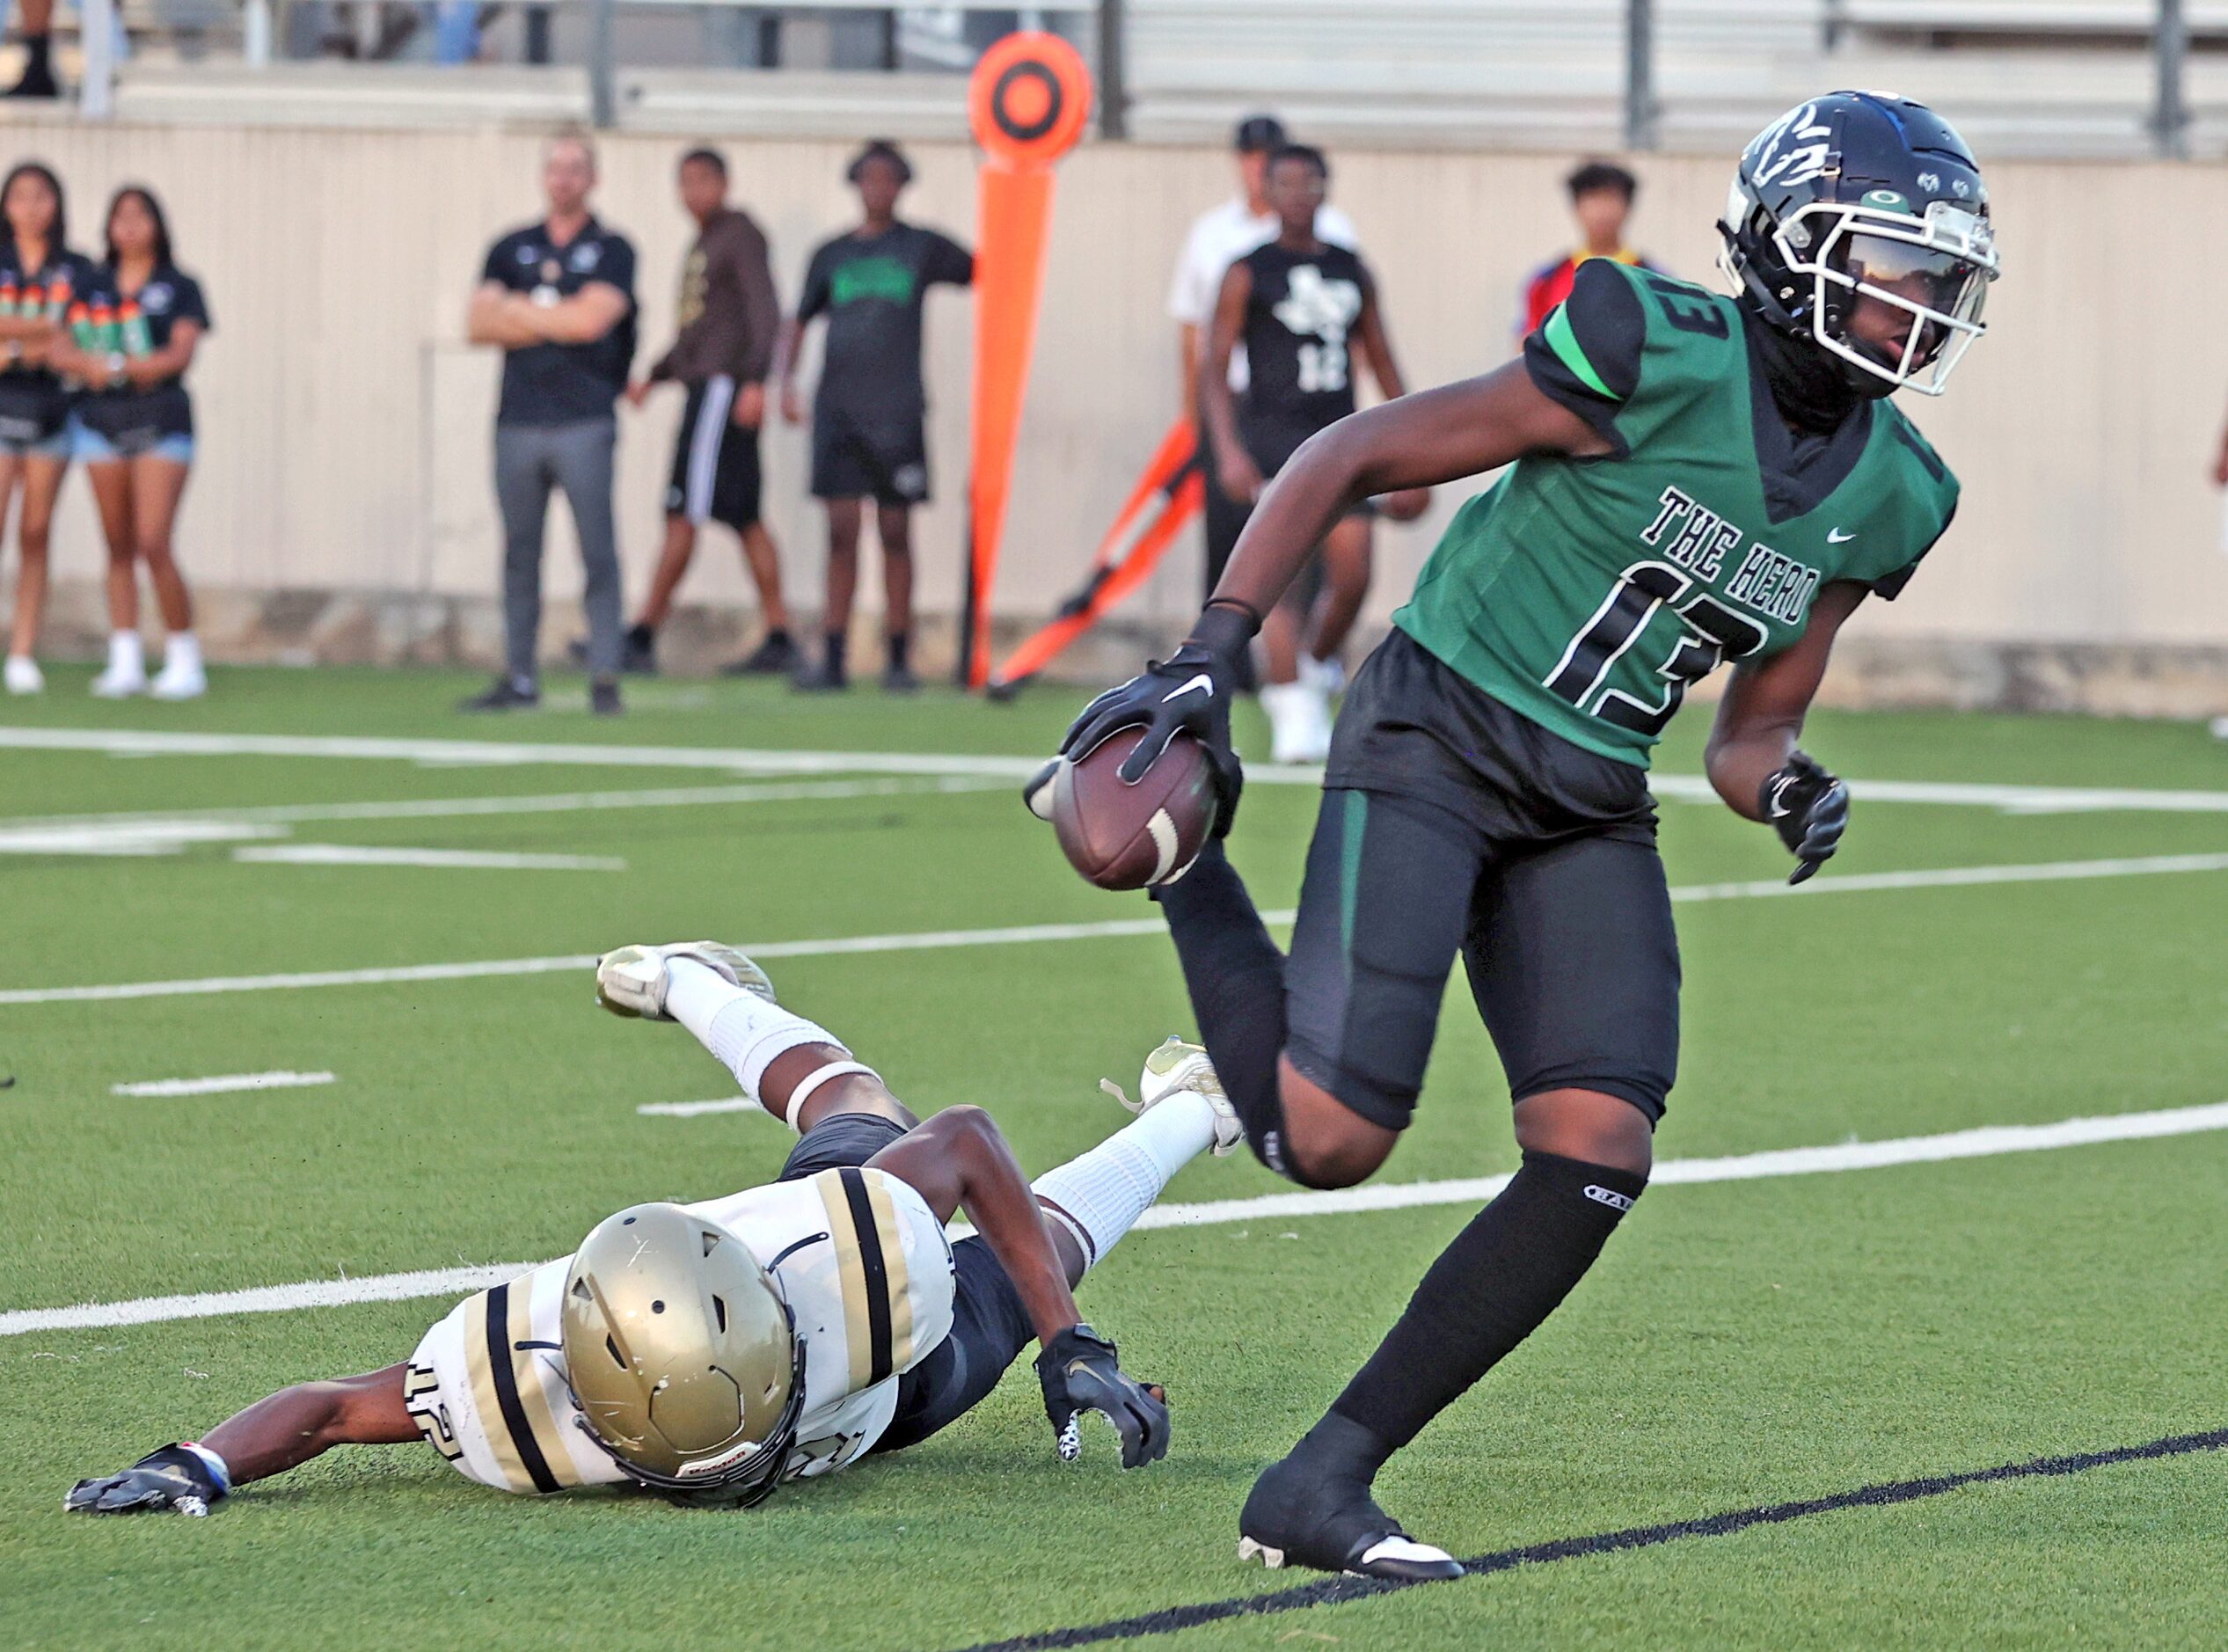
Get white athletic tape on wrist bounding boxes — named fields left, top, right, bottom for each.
left=179, top=1440, right=231, bottom=1494
left=781, top=1061, right=881, bottom=1133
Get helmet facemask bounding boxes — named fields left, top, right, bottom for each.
left=561, top=1320, right=808, bottom=1509
left=1764, top=196, right=1996, bottom=397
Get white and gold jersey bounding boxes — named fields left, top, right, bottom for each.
left=405, top=1166, right=957, bottom=1496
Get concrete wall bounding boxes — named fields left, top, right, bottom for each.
left=11, top=121, right=2228, bottom=709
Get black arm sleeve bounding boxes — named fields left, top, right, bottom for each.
left=1520, top=257, right=1647, bottom=450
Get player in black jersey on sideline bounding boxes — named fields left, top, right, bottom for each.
left=1200, top=145, right=1420, bottom=764
left=1052, top=94, right=1998, bottom=1580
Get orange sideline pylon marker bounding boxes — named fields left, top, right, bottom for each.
left=960, top=32, right=1092, bottom=689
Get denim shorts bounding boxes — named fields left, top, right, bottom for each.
left=71, top=416, right=193, bottom=464
left=0, top=422, right=71, bottom=459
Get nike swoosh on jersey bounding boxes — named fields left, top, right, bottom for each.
left=1161, top=673, right=1215, bottom=704
left=1827, top=528, right=1856, bottom=543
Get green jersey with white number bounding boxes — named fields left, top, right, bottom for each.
left=1395, top=258, right=1958, bottom=767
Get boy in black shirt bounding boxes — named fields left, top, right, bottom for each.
left=1202, top=144, right=1416, bottom=762
left=777, top=142, right=973, bottom=691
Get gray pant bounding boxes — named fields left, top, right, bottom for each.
left=493, top=418, right=622, bottom=682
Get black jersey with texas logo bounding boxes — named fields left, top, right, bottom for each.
left=1236, top=239, right=1371, bottom=470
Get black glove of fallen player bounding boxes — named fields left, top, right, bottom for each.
left=1762, top=750, right=1850, bottom=886
left=1056, top=601, right=1255, bottom=837
left=66, top=1444, right=229, bottom=1516
left=1035, top=1323, right=1169, bottom=1471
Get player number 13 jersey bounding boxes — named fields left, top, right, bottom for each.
left=1396, top=259, right=1960, bottom=767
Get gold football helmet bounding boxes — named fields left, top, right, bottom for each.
left=559, top=1202, right=806, bottom=1507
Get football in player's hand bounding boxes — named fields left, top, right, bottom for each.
left=1041, top=727, right=1216, bottom=891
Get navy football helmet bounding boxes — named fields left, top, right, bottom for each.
left=1720, top=91, right=1999, bottom=396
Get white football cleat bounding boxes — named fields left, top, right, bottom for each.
left=4, top=655, right=43, bottom=696
left=595, top=941, right=775, bottom=1020
left=1099, top=1034, right=1244, bottom=1157
left=149, top=660, right=207, bottom=701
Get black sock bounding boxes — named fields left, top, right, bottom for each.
left=1151, top=842, right=1293, bottom=1176
left=625, top=622, right=654, bottom=649
left=764, top=625, right=792, bottom=647
left=1327, top=1150, right=1648, bottom=1453
left=26, top=33, right=49, bottom=71
left=887, top=631, right=910, bottom=671
left=823, top=632, right=848, bottom=676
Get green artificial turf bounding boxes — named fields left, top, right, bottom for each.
left=4, top=665, right=2225, bottom=1648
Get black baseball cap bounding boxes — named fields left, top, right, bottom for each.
left=1233, top=114, right=1288, bottom=154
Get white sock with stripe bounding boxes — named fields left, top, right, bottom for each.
left=1032, top=1091, right=1218, bottom=1275
left=664, top=958, right=850, bottom=1123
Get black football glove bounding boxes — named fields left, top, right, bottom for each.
left=66, top=1444, right=230, bottom=1517
left=1034, top=1323, right=1169, bottom=1471
left=1761, top=750, right=1850, bottom=886
left=1057, top=603, right=1254, bottom=837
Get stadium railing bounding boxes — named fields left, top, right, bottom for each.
left=32, top=0, right=2228, bottom=159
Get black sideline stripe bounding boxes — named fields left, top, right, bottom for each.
left=483, top=1284, right=559, bottom=1495
left=838, top=1168, right=894, bottom=1384
left=953, top=1426, right=2228, bottom=1652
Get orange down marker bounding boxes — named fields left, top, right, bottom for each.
left=961, top=32, right=1093, bottom=689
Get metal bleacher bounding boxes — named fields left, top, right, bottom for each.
left=24, top=0, right=2228, bottom=159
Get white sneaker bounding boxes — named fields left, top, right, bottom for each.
left=595, top=940, right=775, bottom=1020
left=1100, top=1035, right=1244, bottom=1157
left=1261, top=682, right=1326, bottom=764
left=148, top=661, right=207, bottom=701
left=1298, top=653, right=1346, bottom=697
left=91, top=662, right=148, bottom=698
left=1262, top=680, right=1333, bottom=764
left=4, top=655, right=42, bottom=695
left=2212, top=716, right=2228, bottom=742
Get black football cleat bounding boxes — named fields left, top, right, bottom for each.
left=723, top=632, right=800, bottom=676
left=1237, top=1452, right=1465, bottom=1581
left=790, top=658, right=850, bottom=694
left=457, top=676, right=540, bottom=713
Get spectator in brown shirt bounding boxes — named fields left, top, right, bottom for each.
left=610, top=148, right=795, bottom=676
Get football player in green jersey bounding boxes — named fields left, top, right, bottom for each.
left=1052, top=91, right=1998, bottom=1580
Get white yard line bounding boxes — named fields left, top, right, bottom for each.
left=0, top=775, right=1012, bottom=837
left=0, top=821, right=287, bottom=857
left=12, top=1099, right=2228, bottom=1337
left=0, top=726, right=1055, bottom=780
left=110, top=1070, right=336, bottom=1098
left=4, top=848, right=2224, bottom=1011
left=233, top=844, right=627, bottom=872
left=11, top=725, right=2228, bottom=813
left=637, top=1097, right=761, bottom=1118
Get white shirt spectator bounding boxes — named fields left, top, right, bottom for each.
left=1169, top=197, right=1359, bottom=391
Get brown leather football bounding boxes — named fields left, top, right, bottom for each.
left=1048, top=727, right=1216, bottom=890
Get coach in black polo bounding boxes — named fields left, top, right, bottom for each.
left=463, top=129, right=639, bottom=715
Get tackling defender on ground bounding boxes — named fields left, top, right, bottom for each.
left=1052, top=93, right=1998, bottom=1579
left=67, top=944, right=1238, bottom=1516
